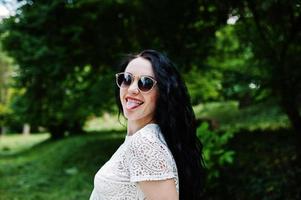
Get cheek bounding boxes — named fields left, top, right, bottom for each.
left=147, top=92, right=158, bottom=111
left=119, top=90, right=127, bottom=113
left=119, top=88, right=125, bottom=104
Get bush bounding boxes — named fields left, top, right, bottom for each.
left=197, top=122, right=235, bottom=186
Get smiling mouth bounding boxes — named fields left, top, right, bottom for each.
left=125, top=97, right=144, bottom=110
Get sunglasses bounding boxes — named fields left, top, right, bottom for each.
left=115, top=72, right=157, bottom=93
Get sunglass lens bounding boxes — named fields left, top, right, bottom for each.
left=138, top=77, right=154, bottom=92
left=117, top=73, right=132, bottom=87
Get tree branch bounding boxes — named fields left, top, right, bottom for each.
left=245, top=0, right=276, bottom=58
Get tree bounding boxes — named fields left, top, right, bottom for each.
left=207, top=24, right=269, bottom=107
left=0, top=0, right=230, bottom=139
left=231, top=0, right=301, bottom=161
left=0, top=41, right=13, bottom=134
left=1, top=1, right=120, bottom=138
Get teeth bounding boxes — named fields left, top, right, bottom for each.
left=128, top=99, right=142, bottom=104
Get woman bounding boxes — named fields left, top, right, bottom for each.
left=90, top=50, right=205, bottom=200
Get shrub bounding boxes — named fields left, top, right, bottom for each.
left=197, top=122, right=235, bottom=186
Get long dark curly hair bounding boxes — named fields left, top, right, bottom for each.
left=115, top=49, right=206, bottom=199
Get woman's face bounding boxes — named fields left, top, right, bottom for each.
left=120, top=57, right=158, bottom=125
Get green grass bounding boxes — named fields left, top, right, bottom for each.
left=84, top=112, right=126, bottom=131
left=0, top=133, right=50, bottom=156
left=193, top=100, right=289, bottom=131
left=0, top=100, right=294, bottom=199
left=83, top=100, right=290, bottom=133
left=1, top=129, right=299, bottom=200
left=83, top=100, right=289, bottom=133
left=0, top=131, right=125, bottom=200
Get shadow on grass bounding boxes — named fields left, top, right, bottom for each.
left=207, top=128, right=301, bottom=200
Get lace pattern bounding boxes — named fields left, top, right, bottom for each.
left=89, top=124, right=179, bottom=200
left=126, top=127, right=177, bottom=184
left=91, top=178, right=138, bottom=200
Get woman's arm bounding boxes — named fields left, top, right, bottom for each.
left=138, top=179, right=179, bottom=200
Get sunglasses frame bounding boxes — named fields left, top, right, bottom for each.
left=115, top=72, right=157, bottom=93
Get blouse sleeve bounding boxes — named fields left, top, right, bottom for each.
left=126, top=128, right=176, bottom=183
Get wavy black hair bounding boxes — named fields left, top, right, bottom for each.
left=115, top=49, right=206, bottom=199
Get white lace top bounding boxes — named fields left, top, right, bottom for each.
left=89, top=123, right=179, bottom=200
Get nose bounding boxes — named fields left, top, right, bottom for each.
left=128, top=79, right=139, bottom=94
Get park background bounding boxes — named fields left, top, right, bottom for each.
left=0, top=0, right=301, bottom=199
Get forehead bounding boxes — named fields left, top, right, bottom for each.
left=124, top=57, right=154, bottom=77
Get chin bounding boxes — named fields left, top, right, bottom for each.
left=123, top=111, right=152, bottom=123
left=123, top=113, right=143, bottom=121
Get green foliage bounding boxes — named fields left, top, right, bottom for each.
left=0, top=0, right=129, bottom=137
left=0, top=102, right=10, bottom=126
left=207, top=24, right=269, bottom=104
left=0, top=106, right=8, bottom=128
left=0, top=43, right=14, bottom=128
left=197, top=122, right=235, bottom=183
left=232, top=0, right=301, bottom=135
left=184, top=67, right=222, bottom=104
left=220, top=129, right=301, bottom=200
left=0, top=0, right=230, bottom=138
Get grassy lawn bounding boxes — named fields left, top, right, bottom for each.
left=0, top=133, right=50, bottom=156
left=1, top=100, right=298, bottom=199
left=193, top=100, right=289, bottom=131
left=1, top=129, right=299, bottom=199
left=0, top=131, right=125, bottom=200
left=84, top=100, right=290, bottom=133
left=84, top=113, right=126, bottom=132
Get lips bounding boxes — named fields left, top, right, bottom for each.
left=125, top=97, right=144, bottom=110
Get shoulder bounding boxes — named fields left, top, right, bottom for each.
left=125, top=124, right=174, bottom=168
left=128, top=124, right=167, bottom=149
left=125, top=124, right=176, bottom=182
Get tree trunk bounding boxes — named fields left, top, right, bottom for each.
left=48, top=124, right=66, bottom=140
left=1, top=126, right=7, bottom=135
left=22, top=123, right=31, bottom=135
left=280, top=93, right=301, bottom=166
left=64, top=121, right=85, bottom=136
left=69, top=125, right=85, bottom=135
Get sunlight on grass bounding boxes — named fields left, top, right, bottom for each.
left=0, top=131, right=124, bottom=200
left=193, top=101, right=290, bottom=131
left=84, top=101, right=289, bottom=133
left=84, top=112, right=126, bottom=131
left=0, top=133, right=50, bottom=155
left=0, top=101, right=294, bottom=200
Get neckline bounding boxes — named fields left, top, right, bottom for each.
left=125, top=123, right=158, bottom=138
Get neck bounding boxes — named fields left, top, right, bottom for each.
left=127, top=119, right=155, bottom=136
